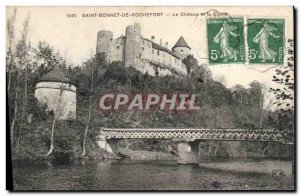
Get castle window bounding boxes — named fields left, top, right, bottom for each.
left=181, top=50, right=183, bottom=52
left=157, top=50, right=159, bottom=55
left=116, top=46, right=120, bottom=49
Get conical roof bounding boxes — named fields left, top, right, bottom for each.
left=39, top=67, right=74, bottom=84
left=172, top=36, right=191, bottom=49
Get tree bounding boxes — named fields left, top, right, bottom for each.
left=6, top=8, right=17, bottom=93
left=259, top=84, right=274, bottom=128
left=182, top=54, right=198, bottom=74
left=269, top=39, right=294, bottom=143
left=270, top=40, right=294, bottom=108
left=45, top=70, right=68, bottom=157
left=9, top=13, right=31, bottom=147
left=33, top=44, right=68, bottom=157
left=10, top=74, right=19, bottom=145
left=248, top=81, right=274, bottom=128
left=81, top=54, right=97, bottom=156
left=190, top=65, right=212, bottom=83
left=16, top=14, right=31, bottom=151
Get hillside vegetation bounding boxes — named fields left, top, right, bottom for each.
left=8, top=41, right=294, bottom=161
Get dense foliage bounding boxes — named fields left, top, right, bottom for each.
left=7, top=43, right=294, bottom=160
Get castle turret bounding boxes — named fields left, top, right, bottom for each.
left=172, top=36, right=191, bottom=60
left=34, top=67, right=77, bottom=120
left=96, top=30, right=113, bottom=54
left=124, top=23, right=142, bottom=67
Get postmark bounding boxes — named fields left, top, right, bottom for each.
left=211, top=180, right=222, bottom=189
left=207, top=17, right=245, bottom=64
left=247, top=18, right=285, bottom=65
left=272, top=170, right=285, bottom=187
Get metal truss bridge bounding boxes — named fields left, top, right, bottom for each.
left=100, top=128, right=284, bottom=142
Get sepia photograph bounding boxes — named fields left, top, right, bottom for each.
left=6, top=6, right=295, bottom=191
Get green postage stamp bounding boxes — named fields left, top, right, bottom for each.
left=207, top=17, right=245, bottom=64
left=247, top=18, right=285, bottom=64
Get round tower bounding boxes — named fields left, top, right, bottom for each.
left=172, top=36, right=191, bottom=60
left=34, top=67, right=77, bottom=120
left=96, top=30, right=113, bottom=54
left=124, top=23, right=142, bottom=67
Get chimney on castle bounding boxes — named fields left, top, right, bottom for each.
left=165, top=42, right=168, bottom=48
left=160, top=39, right=162, bottom=46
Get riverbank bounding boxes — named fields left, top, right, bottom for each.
left=198, top=159, right=293, bottom=177
left=198, top=159, right=294, bottom=190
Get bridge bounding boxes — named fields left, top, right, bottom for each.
left=96, top=128, right=285, bottom=163
left=99, top=128, right=284, bottom=141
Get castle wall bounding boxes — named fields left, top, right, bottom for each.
left=34, top=81, right=76, bottom=120
left=133, top=60, right=173, bottom=76
left=109, top=37, right=125, bottom=63
left=140, top=39, right=152, bottom=60
left=139, top=39, right=187, bottom=75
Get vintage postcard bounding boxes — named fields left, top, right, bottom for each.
left=6, top=6, right=295, bottom=191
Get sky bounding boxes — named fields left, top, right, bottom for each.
left=6, top=6, right=293, bottom=90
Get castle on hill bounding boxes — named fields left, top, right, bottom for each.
left=96, top=23, right=191, bottom=76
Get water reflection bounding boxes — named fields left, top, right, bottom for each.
left=12, top=159, right=294, bottom=190
left=96, top=159, right=113, bottom=172
left=176, top=165, right=192, bottom=186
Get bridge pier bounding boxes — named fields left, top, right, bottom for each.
left=189, top=140, right=200, bottom=160
left=177, top=141, right=197, bottom=164
left=95, top=133, right=114, bottom=154
left=107, top=139, right=120, bottom=154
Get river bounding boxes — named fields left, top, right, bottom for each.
left=12, top=159, right=294, bottom=191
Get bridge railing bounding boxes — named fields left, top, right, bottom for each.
left=99, top=128, right=284, bottom=142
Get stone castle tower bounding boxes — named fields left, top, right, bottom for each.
left=124, top=23, right=142, bottom=68
left=96, top=30, right=113, bottom=55
left=96, top=23, right=191, bottom=76
left=172, top=36, right=191, bottom=60
left=34, top=67, right=77, bottom=120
